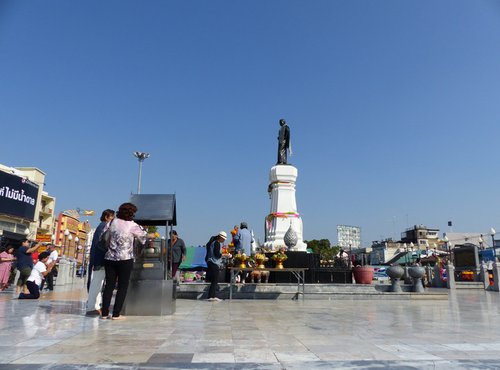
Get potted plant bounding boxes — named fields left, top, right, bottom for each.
left=352, top=254, right=374, bottom=284
left=271, top=248, right=288, bottom=269
left=233, top=253, right=249, bottom=269
left=253, top=253, right=269, bottom=269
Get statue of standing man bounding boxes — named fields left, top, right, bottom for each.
left=277, top=118, right=291, bottom=165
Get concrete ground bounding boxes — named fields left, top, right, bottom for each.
left=1, top=282, right=500, bottom=369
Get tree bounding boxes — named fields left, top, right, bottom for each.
left=305, top=239, right=339, bottom=261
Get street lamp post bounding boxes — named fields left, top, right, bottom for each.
left=63, top=230, right=70, bottom=256
left=490, top=228, right=496, bottom=262
left=133, top=151, right=150, bottom=194
left=443, top=236, right=449, bottom=261
left=74, top=237, right=79, bottom=259
left=68, top=234, right=73, bottom=257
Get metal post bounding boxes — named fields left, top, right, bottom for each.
left=137, top=160, right=143, bottom=194
left=492, top=234, right=496, bottom=262
left=133, top=152, right=150, bottom=194
left=169, top=223, right=173, bottom=280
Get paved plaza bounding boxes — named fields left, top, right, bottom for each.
left=1, top=285, right=500, bottom=369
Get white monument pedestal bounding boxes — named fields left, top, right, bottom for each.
left=264, top=165, right=307, bottom=251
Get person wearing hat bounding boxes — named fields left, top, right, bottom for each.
left=205, top=231, right=227, bottom=302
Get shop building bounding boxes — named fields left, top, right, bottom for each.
left=0, top=164, right=56, bottom=246
left=54, top=210, right=91, bottom=262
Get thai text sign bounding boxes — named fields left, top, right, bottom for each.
left=36, top=234, right=52, bottom=243
left=0, top=171, right=39, bottom=221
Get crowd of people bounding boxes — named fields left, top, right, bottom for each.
left=0, top=236, right=60, bottom=296
left=2, top=202, right=251, bottom=314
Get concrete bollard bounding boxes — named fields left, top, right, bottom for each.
left=446, top=263, right=455, bottom=289
left=492, top=262, right=500, bottom=292
left=481, top=263, right=489, bottom=290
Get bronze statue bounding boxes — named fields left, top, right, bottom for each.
left=277, top=119, right=290, bottom=164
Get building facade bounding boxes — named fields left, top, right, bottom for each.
left=0, top=164, right=56, bottom=244
left=337, top=225, right=361, bottom=249
left=54, top=210, right=91, bottom=262
left=401, top=225, right=440, bottom=249
left=370, top=239, right=397, bottom=264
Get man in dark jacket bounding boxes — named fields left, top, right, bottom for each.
left=86, top=209, right=115, bottom=315
left=205, top=231, right=226, bottom=301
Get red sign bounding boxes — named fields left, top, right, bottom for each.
left=36, top=234, right=52, bottom=243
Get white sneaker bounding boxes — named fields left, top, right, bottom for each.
left=213, top=297, right=222, bottom=302
left=207, top=298, right=215, bottom=301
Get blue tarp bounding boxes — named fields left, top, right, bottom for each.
left=179, top=246, right=207, bottom=269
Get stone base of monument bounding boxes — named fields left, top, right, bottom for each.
left=264, top=165, right=307, bottom=252
left=122, top=279, right=176, bottom=316
left=176, top=283, right=448, bottom=300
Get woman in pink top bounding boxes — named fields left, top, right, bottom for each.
left=101, top=202, right=154, bottom=320
left=0, top=245, right=15, bottom=291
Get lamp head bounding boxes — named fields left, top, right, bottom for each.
left=133, top=151, right=150, bottom=161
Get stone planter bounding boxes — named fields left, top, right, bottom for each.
left=352, top=265, right=374, bottom=284
left=408, top=266, right=425, bottom=293
left=386, top=265, right=404, bottom=293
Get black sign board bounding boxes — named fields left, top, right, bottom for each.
left=0, top=171, right=39, bottom=221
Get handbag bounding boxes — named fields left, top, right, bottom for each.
left=97, top=221, right=113, bottom=253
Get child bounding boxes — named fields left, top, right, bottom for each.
left=0, top=245, right=15, bottom=291
left=18, top=251, right=55, bottom=300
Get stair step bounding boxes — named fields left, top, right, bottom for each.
left=455, top=282, right=484, bottom=289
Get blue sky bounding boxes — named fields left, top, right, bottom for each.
left=1, top=1, right=500, bottom=246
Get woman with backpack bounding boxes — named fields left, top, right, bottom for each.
left=100, top=203, right=154, bottom=320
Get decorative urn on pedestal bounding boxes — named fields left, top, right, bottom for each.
left=253, top=253, right=268, bottom=269
left=233, top=254, right=249, bottom=269
left=408, top=266, right=425, bottom=293
left=386, top=265, right=405, bottom=292
left=271, top=251, right=288, bottom=269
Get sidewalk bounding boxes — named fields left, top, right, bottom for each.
left=1, top=283, right=500, bottom=369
